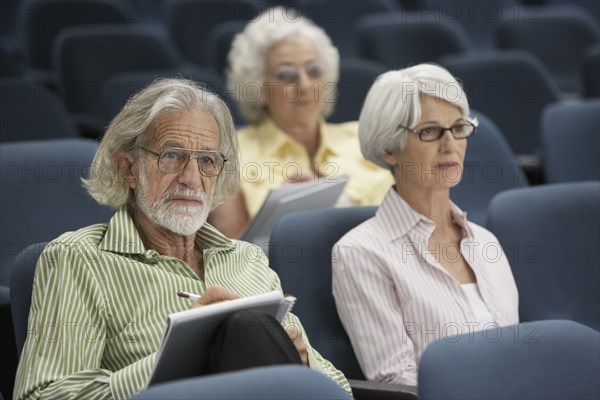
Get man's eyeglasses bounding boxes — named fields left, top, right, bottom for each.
left=137, top=146, right=227, bottom=177
left=271, top=62, right=323, bottom=84
left=397, top=122, right=477, bottom=142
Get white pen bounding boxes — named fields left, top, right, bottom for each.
left=176, top=290, right=202, bottom=302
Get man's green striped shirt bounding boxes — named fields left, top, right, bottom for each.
left=14, top=207, right=350, bottom=399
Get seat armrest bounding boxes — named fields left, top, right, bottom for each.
left=348, top=379, right=417, bottom=400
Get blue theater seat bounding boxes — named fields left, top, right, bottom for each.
left=487, top=182, right=600, bottom=331
left=419, top=320, right=600, bottom=400
left=541, top=100, right=600, bottom=183
left=269, top=207, right=417, bottom=399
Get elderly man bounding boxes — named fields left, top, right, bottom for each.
left=13, top=79, right=350, bottom=399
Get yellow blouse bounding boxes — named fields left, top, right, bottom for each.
left=237, top=117, right=394, bottom=218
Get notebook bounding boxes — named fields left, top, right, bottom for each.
left=240, top=177, right=349, bottom=251
left=147, top=291, right=296, bottom=386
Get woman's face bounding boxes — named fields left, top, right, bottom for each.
left=382, top=94, right=468, bottom=190
left=263, top=34, right=325, bottom=126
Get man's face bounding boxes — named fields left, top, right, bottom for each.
left=134, top=110, right=220, bottom=236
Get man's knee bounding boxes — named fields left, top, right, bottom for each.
left=225, top=310, right=277, bottom=326
left=220, top=310, right=281, bottom=342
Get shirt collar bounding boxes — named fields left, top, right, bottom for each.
left=257, top=117, right=341, bottom=157
left=99, top=207, right=235, bottom=255
left=376, top=188, right=473, bottom=241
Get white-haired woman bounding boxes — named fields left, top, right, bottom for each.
left=208, top=7, right=393, bottom=238
left=332, top=64, right=519, bottom=386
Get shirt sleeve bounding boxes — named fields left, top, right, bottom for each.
left=332, top=244, right=418, bottom=386
left=13, top=242, right=155, bottom=400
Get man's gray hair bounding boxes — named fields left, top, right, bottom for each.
left=227, top=6, right=340, bottom=123
left=359, top=63, right=475, bottom=169
left=83, top=78, right=240, bottom=210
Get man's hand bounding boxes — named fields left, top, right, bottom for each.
left=285, top=324, right=309, bottom=365
left=190, top=285, right=239, bottom=309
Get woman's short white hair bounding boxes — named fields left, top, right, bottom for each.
left=83, top=78, right=240, bottom=210
left=359, top=63, right=475, bottom=169
left=227, top=6, right=339, bottom=123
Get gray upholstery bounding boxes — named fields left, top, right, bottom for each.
left=442, top=50, right=560, bottom=156
left=0, top=139, right=112, bottom=287
left=418, top=320, right=600, bottom=399
left=487, top=182, right=600, bottom=330
left=541, top=100, right=600, bottom=183
left=133, top=365, right=351, bottom=399
left=269, top=207, right=418, bottom=399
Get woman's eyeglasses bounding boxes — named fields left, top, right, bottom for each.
left=397, top=122, right=477, bottom=142
left=271, top=62, right=323, bottom=84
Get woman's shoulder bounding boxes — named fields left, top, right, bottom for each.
left=335, top=215, right=385, bottom=251
left=236, top=123, right=259, bottom=142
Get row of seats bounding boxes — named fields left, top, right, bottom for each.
left=1, top=3, right=598, bottom=154
left=2, top=75, right=597, bottom=183
left=2, top=2, right=599, bottom=95
left=1, top=49, right=599, bottom=159
left=1, top=1, right=598, bottom=93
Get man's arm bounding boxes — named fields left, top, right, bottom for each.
left=13, top=242, right=155, bottom=400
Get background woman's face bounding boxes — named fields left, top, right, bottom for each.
left=263, top=34, right=325, bottom=125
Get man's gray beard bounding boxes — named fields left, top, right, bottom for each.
left=136, top=162, right=212, bottom=236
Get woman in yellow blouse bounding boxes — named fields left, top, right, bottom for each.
left=208, top=7, right=393, bottom=238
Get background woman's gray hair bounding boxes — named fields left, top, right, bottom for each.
left=359, top=63, right=474, bottom=170
left=227, top=6, right=340, bottom=123
left=83, top=78, right=240, bottom=210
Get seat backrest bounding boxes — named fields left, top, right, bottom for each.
left=166, top=0, right=264, bottom=67
left=0, top=139, right=113, bottom=286
left=357, top=13, right=473, bottom=70
left=133, top=365, right=351, bottom=399
left=21, top=0, right=138, bottom=70
left=428, top=0, right=518, bottom=51
left=0, top=37, right=25, bottom=78
left=541, top=100, right=600, bottom=183
left=450, top=111, right=528, bottom=226
left=328, top=58, right=387, bottom=123
left=9, top=242, right=46, bottom=356
left=204, top=20, right=247, bottom=77
left=497, top=4, right=600, bottom=93
left=0, top=79, right=78, bottom=142
left=53, top=24, right=183, bottom=114
left=100, top=68, right=244, bottom=127
left=418, top=320, right=600, bottom=400
left=268, top=206, right=377, bottom=379
left=442, top=50, right=560, bottom=155
left=298, top=0, right=399, bottom=58
left=583, top=43, right=600, bottom=98
left=486, top=182, right=600, bottom=331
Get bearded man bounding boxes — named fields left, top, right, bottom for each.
left=13, top=79, right=350, bottom=400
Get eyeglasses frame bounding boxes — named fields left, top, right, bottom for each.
left=137, top=146, right=227, bottom=177
left=397, top=121, right=477, bottom=142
